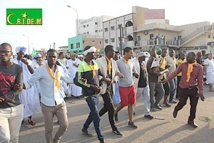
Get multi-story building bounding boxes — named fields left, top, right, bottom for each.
left=103, top=6, right=214, bottom=55
left=78, top=15, right=114, bottom=36
left=103, top=6, right=167, bottom=54
left=68, top=15, right=113, bottom=54
left=68, top=34, right=103, bottom=55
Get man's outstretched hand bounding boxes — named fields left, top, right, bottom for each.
left=199, top=92, right=205, bottom=101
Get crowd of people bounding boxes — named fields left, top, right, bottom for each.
left=0, top=42, right=207, bottom=143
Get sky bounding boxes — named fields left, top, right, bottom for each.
left=0, top=0, right=213, bottom=53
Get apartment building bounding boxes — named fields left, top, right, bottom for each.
left=103, top=6, right=168, bottom=54
left=68, top=15, right=113, bottom=53
left=103, top=6, right=214, bottom=55
left=78, top=15, right=114, bottom=36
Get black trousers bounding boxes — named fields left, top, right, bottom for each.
left=174, top=87, right=199, bottom=122
left=99, top=90, right=117, bottom=131
left=176, top=76, right=182, bottom=98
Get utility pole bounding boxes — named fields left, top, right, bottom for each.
left=53, top=42, right=55, bottom=49
left=118, top=24, right=123, bottom=57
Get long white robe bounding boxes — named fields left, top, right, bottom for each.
left=204, top=59, right=214, bottom=84
left=66, top=59, right=82, bottom=97
left=12, top=58, right=41, bottom=118
left=58, top=60, right=70, bottom=97
left=30, top=60, right=42, bottom=98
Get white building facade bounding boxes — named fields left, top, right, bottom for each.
left=78, top=15, right=114, bottom=36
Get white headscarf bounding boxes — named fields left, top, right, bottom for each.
left=83, top=46, right=96, bottom=56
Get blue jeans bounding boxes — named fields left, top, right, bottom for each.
left=149, top=82, right=164, bottom=108
left=83, top=95, right=104, bottom=142
left=168, top=77, right=177, bottom=102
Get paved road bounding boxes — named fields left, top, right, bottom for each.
left=19, top=85, right=214, bottom=143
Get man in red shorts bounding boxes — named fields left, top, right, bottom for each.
left=114, top=47, right=139, bottom=128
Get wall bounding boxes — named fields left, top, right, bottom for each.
left=68, top=35, right=83, bottom=54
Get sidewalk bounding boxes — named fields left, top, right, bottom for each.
left=19, top=85, right=214, bottom=143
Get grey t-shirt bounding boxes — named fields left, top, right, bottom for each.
left=0, top=63, right=23, bottom=108
left=116, top=58, right=137, bottom=87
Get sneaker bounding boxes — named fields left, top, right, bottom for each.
left=163, top=102, right=171, bottom=107
left=169, top=100, right=177, bottom=104
left=82, top=128, right=93, bottom=137
left=155, top=105, right=162, bottom=110
left=112, top=130, right=123, bottom=136
left=128, top=121, right=138, bottom=129
left=151, top=108, right=158, bottom=112
left=115, top=113, right=118, bottom=122
left=144, top=115, right=154, bottom=120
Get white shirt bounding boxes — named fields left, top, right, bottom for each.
left=25, top=64, right=73, bottom=106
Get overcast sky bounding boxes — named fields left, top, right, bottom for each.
left=0, top=0, right=213, bottom=52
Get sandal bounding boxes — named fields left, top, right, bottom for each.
left=28, top=119, right=36, bottom=126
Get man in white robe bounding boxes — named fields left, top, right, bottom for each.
left=66, top=53, right=82, bottom=97
left=204, top=53, right=214, bottom=91
left=11, top=47, right=40, bottom=126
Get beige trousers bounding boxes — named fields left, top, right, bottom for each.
left=0, top=104, right=24, bottom=143
left=41, top=102, right=68, bottom=143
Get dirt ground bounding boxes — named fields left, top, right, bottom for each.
left=19, top=85, right=214, bottom=143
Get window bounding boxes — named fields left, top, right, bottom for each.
left=104, top=28, right=108, bottom=32
left=111, top=26, right=115, bottom=30
left=95, top=22, right=98, bottom=25
left=105, top=39, right=108, bottom=43
left=95, top=30, right=98, bottom=32
left=87, top=24, right=89, bottom=27
left=208, top=34, right=211, bottom=38
left=76, top=42, right=80, bottom=48
left=83, top=25, right=85, bottom=28
left=92, top=40, right=95, bottom=42
left=70, top=44, right=74, bottom=49
left=137, top=36, right=141, bottom=41
left=111, top=38, right=115, bottom=43
left=83, top=40, right=85, bottom=44
left=87, top=32, right=89, bottom=34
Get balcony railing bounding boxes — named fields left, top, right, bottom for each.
left=133, top=23, right=181, bottom=32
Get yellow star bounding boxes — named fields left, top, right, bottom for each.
left=22, top=12, right=27, bottom=18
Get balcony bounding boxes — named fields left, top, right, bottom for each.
left=133, top=23, right=181, bottom=32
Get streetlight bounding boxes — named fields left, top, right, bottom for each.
left=67, top=5, right=79, bottom=35
left=22, top=34, right=30, bottom=54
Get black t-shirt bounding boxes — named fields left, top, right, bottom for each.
left=138, top=63, right=148, bottom=88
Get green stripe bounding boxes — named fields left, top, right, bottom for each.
left=77, top=71, right=90, bottom=87
left=78, top=61, right=99, bottom=72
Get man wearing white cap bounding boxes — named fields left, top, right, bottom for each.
left=134, top=52, right=153, bottom=119
left=11, top=46, right=40, bottom=126
left=74, top=46, right=105, bottom=143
